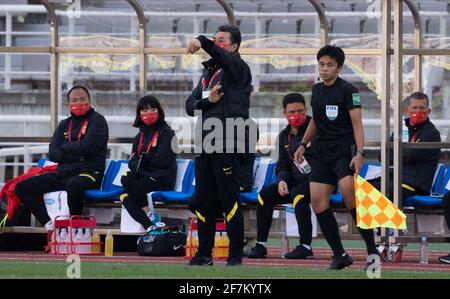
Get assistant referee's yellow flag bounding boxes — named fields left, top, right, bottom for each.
left=354, top=175, right=407, bottom=229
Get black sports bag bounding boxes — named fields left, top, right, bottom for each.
left=137, top=227, right=187, bottom=256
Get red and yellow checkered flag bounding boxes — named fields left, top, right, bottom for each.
left=354, top=175, right=407, bottom=229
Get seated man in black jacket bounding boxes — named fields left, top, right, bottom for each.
left=120, top=95, right=177, bottom=233
left=15, top=85, right=109, bottom=250
left=370, top=92, right=441, bottom=201
left=248, top=93, right=314, bottom=259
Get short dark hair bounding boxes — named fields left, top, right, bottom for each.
left=133, top=95, right=167, bottom=128
left=67, top=85, right=90, bottom=101
left=216, top=24, right=241, bottom=50
left=282, top=93, right=306, bottom=110
left=406, top=91, right=429, bottom=107
left=317, top=45, right=345, bottom=68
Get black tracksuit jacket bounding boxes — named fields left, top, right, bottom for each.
left=49, top=108, right=108, bottom=177
left=391, top=117, right=441, bottom=193
left=275, top=116, right=312, bottom=186
left=185, top=35, right=253, bottom=154
left=128, top=122, right=177, bottom=189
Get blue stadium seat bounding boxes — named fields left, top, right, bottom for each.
left=403, top=164, right=448, bottom=207
left=37, top=158, right=46, bottom=167
left=39, top=159, right=123, bottom=204
left=330, top=189, right=344, bottom=206
left=37, top=157, right=56, bottom=167
left=444, top=167, right=450, bottom=193
left=149, top=159, right=195, bottom=204
left=240, top=158, right=276, bottom=203
left=359, top=162, right=381, bottom=179
left=83, top=160, right=129, bottom=201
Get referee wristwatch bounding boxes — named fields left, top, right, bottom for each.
left=356, top=149, right=365, bottom=157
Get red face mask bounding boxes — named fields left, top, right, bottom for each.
left=409, top=110, right=427, bottom=126
left=140, top=112, right=158, bottom=126
left=215, top=41, right=227, bottom=49
left=70, top=103, right=90, bottom=117
left=287, top=112, right=306, bottom=128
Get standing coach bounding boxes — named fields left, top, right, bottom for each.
left=185, top=24, right=254, bottom=266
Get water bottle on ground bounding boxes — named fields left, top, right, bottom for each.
left=105, top=230, right=114, bottom=257
left=59, top=228, right=68, bottom=254
left=83, top=228, right=92, bottom=254
left=92, top=229, right=101, bottom=254
left=420, top=237, right=428, bottom=265
left=281, top=233, right=289, bottom=257
left=75, top=228, right=84, bottom=254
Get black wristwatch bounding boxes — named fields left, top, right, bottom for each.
left=356, top=149, right=365, bottom=157
left=300, top=143, right=307, bottom=150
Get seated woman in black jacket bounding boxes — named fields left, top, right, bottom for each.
left=15, top=85, right=109, bottom=248
left=120, top=95, right=177, bottom=233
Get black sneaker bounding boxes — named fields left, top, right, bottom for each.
left=329, top=253, right=353, bottom=270
left=187, top=254, right=213, bottom=266
left=284, top=244, right=314, bottom=259
left=226, top=256, right=243, bottom=266
left=438, top=253, right=450, bottom=264
left=248, top=243, right=267, bottom=258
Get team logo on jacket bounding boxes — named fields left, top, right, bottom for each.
left=325, top=105, right=338, bottom=121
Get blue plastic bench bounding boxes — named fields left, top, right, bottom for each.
left=240, top=158, right=276, bottom=204
left=149, top=159, right=195, bottom=204
left=403, top=164, right=449, bottom=207
left=83, top=160, right=129, bottom=201
left=38, top=158, right=125, bottom=202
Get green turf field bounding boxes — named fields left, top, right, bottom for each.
left=0, top=260, right=449, bottom=279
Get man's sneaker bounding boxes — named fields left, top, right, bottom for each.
left=284, top=244, right=314, bottom=259
left=329, top=253, right=353, bottom=270
left=226, top=256, right=243, bottom=266
left=248, top=243, right=267, bottom=258
left=187, top=254, right=213, bottom=266
left=438, top=253, right=450, bottom=264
